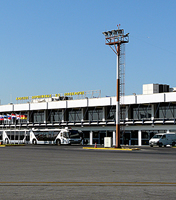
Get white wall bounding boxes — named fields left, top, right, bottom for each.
left=67, top=99, right=88, bottom=108
left=30, top=102, right=48, bottom=110
left=48, top=101, right=67, bottom=109
left=88, top=97, right=111, bottom=107
left=165, top=92, right=176, bottom=102
left=121, top=95, right=136, bottom=105
left=143, top=84, right=159, bottom=94
left=137, top=93, right=165, bottom=104
left=1, top=92, right=176, bottom=113
left=0, top=104, right=14, bottom=112
left=14, top=103, right=30, bottom=111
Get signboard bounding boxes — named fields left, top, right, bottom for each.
left=16, top=96, right=29, bottom=101
left=16, top=91, right=85, bottom=101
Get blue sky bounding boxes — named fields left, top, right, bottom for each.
left=0, top=0, right=176, bottom=104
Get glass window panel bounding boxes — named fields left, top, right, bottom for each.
left=88, top=109, right=103, bottom=121
left=133, top=106, right=151, bottom=120
left=68, top=110, right=81, bottom=122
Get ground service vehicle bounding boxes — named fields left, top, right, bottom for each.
left=1, top=130, right=29, bottom=144
left=149, top=133, right=176, bottom=147
left=29, top=128, right=71, bottom=145
left=0, top=128, right=83, bottom=145
left=69, top=129, right=83, bottom=144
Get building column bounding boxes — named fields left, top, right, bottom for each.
left=127, top=105, right=132, bottom=120
left=102, top=107, right=106, bottom=121
left=81, top=108, right=84, bottom=122
left=62, top=109, right=65, bottom=122
left=27, top=111, right=30, bottom=123
left=129, top=132, right=131, bottom=145
left=138, top=130, right=142, bottom=146
left=44, top=110, right=47, bottom=123
left=90, top=131, right=93, bottom=145
left=151, top=104, right=155, bottom=120
left=113, top=131, right=116, bottom=146
left=126, top=106, right=129, bottom=120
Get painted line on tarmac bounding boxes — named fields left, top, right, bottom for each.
left=0, top=185, right=175, bottom=187
left=0, top=144, right=26, bottom=147
left=5, top=144, right=25, bottom=146
left=83, top=147, right=140, bottom=151
left=0, top=181, right=175, bottom=186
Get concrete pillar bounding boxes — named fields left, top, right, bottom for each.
left=138, top=130, right=142, bottom=146
left=113, top=131, right=116, bottom=146
left=27, top=111, right=30, bottom=123
left=151, top=104, right=155, bottom=120
left=90, top=131, right=93, bottom=145
left=125, top=106, right=129, bottom=120
left=129, top=132, right=131, bottom=145
left=128, top=106, right=132, bottom=120
left=102, top=107, right=106, bottom=121
left=44, top=110, right=47, bottom=123
left=81, top=108, right=84, bottom=122
left=62, top=109, right=65, bottom=122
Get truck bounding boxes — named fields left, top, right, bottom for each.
left=149, top=133, right=176, bottom=147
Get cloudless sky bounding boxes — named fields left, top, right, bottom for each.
left=0, top=0, right=176, bottom=104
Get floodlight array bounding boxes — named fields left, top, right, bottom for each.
left=102, top=29, right=124, bottom=37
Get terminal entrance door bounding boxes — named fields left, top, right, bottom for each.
left=93, top=132, right=100, bottom=144
left=100, top=132, right=106, bottom=145
left=123, top=131, right=131, bottom=145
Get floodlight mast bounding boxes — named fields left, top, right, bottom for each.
left=102, top=25, right=129, bottom=148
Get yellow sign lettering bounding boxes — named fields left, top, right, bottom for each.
left=17, top=91, right=84, bottom=100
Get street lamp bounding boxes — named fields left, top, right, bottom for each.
left=102, top=26, right=129, bottom=148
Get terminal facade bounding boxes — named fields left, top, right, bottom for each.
left=0, top=83, right=176, bottom=146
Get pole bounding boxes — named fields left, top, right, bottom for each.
left=116, top=44, right=120, bottom=148
left=102, top=27, right=129, bottom=148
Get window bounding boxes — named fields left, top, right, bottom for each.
left=68, top=110, right=81, bottom=122
left=158, top=104, right=176, bottom=119
left=133, top=105, right=151, bottom=120
left=107, top=107, right=116, bottom=121
left=120, top=107, right=126, bottom=120
left=6, top=131, right=25, bottom=140
left=88, top=108, right=103, bottom=121
left=33, top=112, right=44, bottom=123
left=34, top=131, right=59, bottom=141
left=49, top=111, right=62, bottom=122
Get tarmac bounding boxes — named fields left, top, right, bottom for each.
left=0, top=144, right=176, bottom=199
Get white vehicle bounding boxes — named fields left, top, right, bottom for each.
left=2, top=130, right=28, bottom=144
left=69, top=129, right=83, bottom=144
left=29, top=128, right=71, bottom=145
left=149, top=133, right=176, bottom=147
left=0, top=131, right=3, bottom=144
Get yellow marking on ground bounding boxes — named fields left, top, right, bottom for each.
left=83, top=147, right=140, bottom=151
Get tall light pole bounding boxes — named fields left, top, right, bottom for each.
left=103, top=25, right=129, bottom=148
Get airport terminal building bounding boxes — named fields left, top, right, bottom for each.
left=1, top=83, right=176, bottom=146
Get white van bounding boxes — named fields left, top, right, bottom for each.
left=149, top=133, right=176, bottom=147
